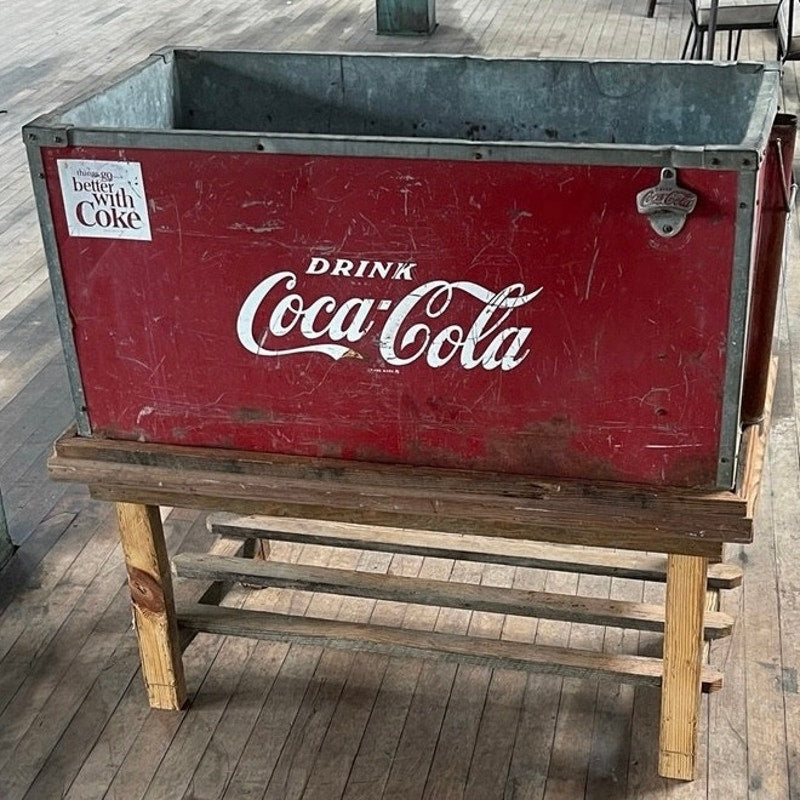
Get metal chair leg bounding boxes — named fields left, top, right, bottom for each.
left=694, top=30, right=706, bottom=59
left=681, top=24, right=695, bottom=59
left=681, top=25, right=694, bottom=61
left=733, top=29, right=743, bottom=60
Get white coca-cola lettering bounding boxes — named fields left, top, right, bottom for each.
left=237, top=270, right=543, bottom=371
left=378, top=281, right=540, bottom=370
left=306, top=256, right=417, bottom=280
left=237, top=272, right=373, bottom=359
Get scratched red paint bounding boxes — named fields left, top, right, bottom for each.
left=42, top=146, right=740, bottom=487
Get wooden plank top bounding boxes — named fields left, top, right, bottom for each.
left=48, top=427, right=757, bottom=554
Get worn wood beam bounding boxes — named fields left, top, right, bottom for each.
left=172, top=552, right=734, bottom=640
left=177, top=534, right=256, bottom=651
left=207, top=512, right=743, bottom=589
left=86, top=480, right=727, bottom=557
left=49, top=429, right=754, bottom=551
left=176, top=602, right=724, bottom=692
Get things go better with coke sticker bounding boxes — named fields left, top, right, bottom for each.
left=57, top=159, right=152, bottom=241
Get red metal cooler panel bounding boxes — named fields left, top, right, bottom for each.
left=42, top=146, right=739, bottom=487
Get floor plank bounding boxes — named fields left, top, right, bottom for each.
left=742, top=455, right=792, bottom=799
left=380, top=560, right=475, bottom=800
left=340, top=554, right=448, bottom=800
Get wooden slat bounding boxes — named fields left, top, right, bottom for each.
left=702, top=587, right=719, bottom=663
left=207, top=512, right=744, bottom=589
left=177, top=602, right=724, bottom=692
left=172, top=552, right=734, bottom=640
left=178, top=534, right=255, bottom=651
left=53, top=430, right=750, bottom=516
left=89, top=481, right=729, bottom=559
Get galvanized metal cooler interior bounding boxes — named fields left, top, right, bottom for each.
left=24, top=50, right=782, bottom=489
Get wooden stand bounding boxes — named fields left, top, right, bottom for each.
left=47, top=407, right=769, bottom=781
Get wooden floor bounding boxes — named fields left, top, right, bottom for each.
left=1, top=0, right=799, bottom=797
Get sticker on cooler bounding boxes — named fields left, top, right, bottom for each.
left=57, top=159, right=152, bottom=241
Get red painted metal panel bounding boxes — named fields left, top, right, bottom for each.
left=42, top=147, right=739, bottom=486
left=742, top=114, right=797, bottom=423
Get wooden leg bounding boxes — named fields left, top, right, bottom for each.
left=240, top=536, right=269, bottom=588
left=659, top=553, right=708, bottom=780
left=115, top=502, right=186, bottom=710
left=233, top=532, right=268, bottom=561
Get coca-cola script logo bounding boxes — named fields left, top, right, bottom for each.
left=637, top=188, right=696, bottom=213
left=236, top=257, right=543, bottom=371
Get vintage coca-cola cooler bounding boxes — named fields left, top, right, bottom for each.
left=24, top=50, right=787, bottom=490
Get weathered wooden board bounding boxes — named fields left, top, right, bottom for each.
left=177, top=602, right=724, bottom=692
left=173, top=552, right=734, bottom=639
left=208, top=512, right=744, bottom=588
left=49, top=430, right=757, bottom=557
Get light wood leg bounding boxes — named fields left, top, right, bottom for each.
left=115, top=502, right=186, bottom=710
left=659, top=553, right=708, bottom=780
